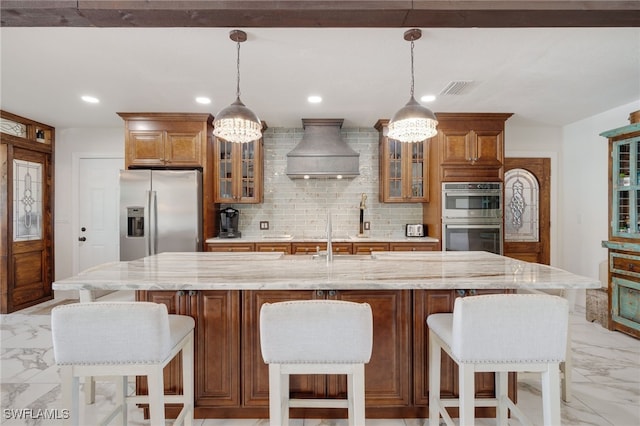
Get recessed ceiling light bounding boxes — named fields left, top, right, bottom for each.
left=420, top=95, right=436, bottom=103
left=81, top=95, right=100, bottom=104
left=196, top=97, right=211, bottom=105
left=307, top=95, right=322, bottom=104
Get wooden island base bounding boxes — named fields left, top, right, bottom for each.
left=136, top=288, right=515, bottom=419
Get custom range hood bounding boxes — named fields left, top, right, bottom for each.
left=286, top=119, right=360, bottom=179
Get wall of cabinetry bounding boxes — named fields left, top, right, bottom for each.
left=118, top=113, right=218, bottom=239
left=601, top=111, right=640, bottom=339
left=0, top=111, right=55, bottom=313
left=206, top=241, right=438, bottom=254
left=422, top=113, right=512, bottom=242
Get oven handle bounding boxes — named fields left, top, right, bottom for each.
left=443, top=191, right=502, bottom=197
left=444, top=224, right=502, bottom=229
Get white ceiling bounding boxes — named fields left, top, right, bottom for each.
left=1, top=26, right=639, bottom=130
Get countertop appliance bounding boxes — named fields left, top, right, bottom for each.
left=219, top=207, right=241, bottom=238
left=119, top=170, right=202, bottom=261
left=406, top=224, right=426, bottom=237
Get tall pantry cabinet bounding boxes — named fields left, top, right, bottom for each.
left=0, top=111, right=55, bottom=313
left=601, top=110, right=640, bottom=339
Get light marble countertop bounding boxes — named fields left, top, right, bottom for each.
left=53, top=251, right=600, bottom=292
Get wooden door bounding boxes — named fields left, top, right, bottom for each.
left=5, top=147, right=53, bottom=312
left=504, top=158, right=551, bottom=264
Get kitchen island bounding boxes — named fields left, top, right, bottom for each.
left=53, top=251, right=600, bottom=419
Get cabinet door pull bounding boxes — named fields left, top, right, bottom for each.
left=316, top=290, right=324, bottom=297
left=188, top=290, right=197, bottom=296
left=328, top=290, right=337, bottom=297
left=456, top=289, right=466, bottom=297
left=629, top=263, right=635, bottom=271
left=176, top=290, right=185, bottom=297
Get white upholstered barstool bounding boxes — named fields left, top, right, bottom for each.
left=427, top=294, right=569, bottom=426
left=260, top=300, right=373, bottom=426
left=51, top=302, right=195, bottom=426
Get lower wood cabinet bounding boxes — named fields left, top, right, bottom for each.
left=136, top=288, right=512, bottom=419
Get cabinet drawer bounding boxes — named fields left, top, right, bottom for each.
left=611, top=252, right=640, bottom=278
left=207, top=243, right=255, bottom=252
left=389, top=242, right=438, bottom=251
left=353, top=242, right=389, bottom=254
left=255, top=243, right=291, bottom=254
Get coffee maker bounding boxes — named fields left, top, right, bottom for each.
left=219, top=207, right=241, bottom=238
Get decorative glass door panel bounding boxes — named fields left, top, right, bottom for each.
left=613, top=137, right=640, bottom=237
left=13, top=159, right=42, bottom=241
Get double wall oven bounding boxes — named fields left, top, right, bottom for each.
left=441, top=182, right=503, bottom=255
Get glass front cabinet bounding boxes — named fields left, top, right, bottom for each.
left=214, top=136, right=263, bottom=203
left=601, top=114, right=640, bottom=339
left=375, top=119, right=430, bottom=203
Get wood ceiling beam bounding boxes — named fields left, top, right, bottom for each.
left=1, top=1, right=639, bottom=27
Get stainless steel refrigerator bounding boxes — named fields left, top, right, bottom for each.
left=119, top=170, right=202, bottom=261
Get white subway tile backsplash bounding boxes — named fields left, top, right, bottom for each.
left=227, top=126, right=422, bottom=238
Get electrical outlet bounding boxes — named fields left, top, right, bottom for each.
left=364, top=222, right=370, bottom=231
left=259, top=221, right=269, bottom=230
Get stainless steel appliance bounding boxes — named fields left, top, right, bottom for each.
left=406, top=224, right=426, bottom=237
left=442, top=182, right=503, bottom=255
left=219, top=207, right=241, bottom=238
left=442, top=182, right=502, bottom=220
left=119, top=170, right=202, bottom=261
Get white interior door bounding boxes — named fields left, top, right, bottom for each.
left=78, top=157, right=123, bottom=273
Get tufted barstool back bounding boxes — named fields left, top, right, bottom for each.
left=260, top=300, right=373, bottom=426
left=427, top=294, right=569, bottom=426
left=51, top=302, right=195, bottom=426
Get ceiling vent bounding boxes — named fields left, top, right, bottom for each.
left=439, top=80, right=473, bottom=95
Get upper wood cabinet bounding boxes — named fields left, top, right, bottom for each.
left=118, top=113, right=213, bottom=169
left=375, top=119, right=430, bottom=203
left=213, top=136, right=263, bottom=203
left=1, top=110, right=55, bottom=313
left=434, top=113, right=512, bottom=182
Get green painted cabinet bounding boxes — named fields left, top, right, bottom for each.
left=601, top=113, right=640, bottom=339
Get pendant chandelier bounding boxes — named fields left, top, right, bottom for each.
left=213, top=30, right=262, bottom=144
left=388, top=29, right=438, bottom=143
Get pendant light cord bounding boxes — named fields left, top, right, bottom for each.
left=236, top=40, right=241, bottom=99
left=410, top=39, right=415, bottom=98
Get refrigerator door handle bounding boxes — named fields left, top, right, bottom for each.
left=150, top=190, right=158, bottom=255
left=145, top=190, right=152, bottom=256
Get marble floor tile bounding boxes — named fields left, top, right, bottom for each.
left=1, top=292, right=639, bottom=426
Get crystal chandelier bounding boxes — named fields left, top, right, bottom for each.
left=388, top=29, right=438, bottom=143
left=213, top=30, right=262, bottom=144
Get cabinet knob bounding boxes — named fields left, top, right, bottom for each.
left=629, top=263, right=635, bottom=271
left=177, top=290, right=185, bottom=297
left=317, top=290, right=324, bottom=297
left=188, top=290, right=197, bottom=296
left=328, top=290, right=337, bottom=297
